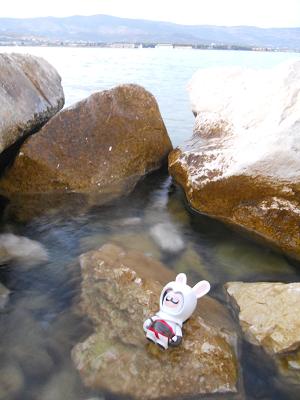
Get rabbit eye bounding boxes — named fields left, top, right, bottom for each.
left=162, top=288, right=172, bottom=303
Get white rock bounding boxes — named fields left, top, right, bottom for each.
left=169, top=61, right=300, bottom=260
left=0, top=233, right=48, bottom=266
left=188, top=60, right=300, bottom=182
left=149, top=222, right=185, bottom=253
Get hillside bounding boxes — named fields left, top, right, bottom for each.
left=0, top=14, right=299, bottom=49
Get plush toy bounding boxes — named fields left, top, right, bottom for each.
left=143, top=273, right=210, bottom=349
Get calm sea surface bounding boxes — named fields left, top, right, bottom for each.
left=3, top=46, right=300, bottom=146
left=1, top=47, right=300, bottom=400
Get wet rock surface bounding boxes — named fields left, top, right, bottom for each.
left=72, top=243, right=240, bottom=400
left=169, top=61, right=300, bottom=261
left=226, top=282, right=300, bottom=385
left=0, top=53, right=64, bottom=154
left=0, top=84, right=172, bottom=197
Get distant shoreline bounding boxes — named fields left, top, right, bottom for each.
left=1, top=15, right=299, bottom=52
left=1, top=42, right=299, bottom=53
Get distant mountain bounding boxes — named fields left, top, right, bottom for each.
left=0, top=14, right=299, bottom=49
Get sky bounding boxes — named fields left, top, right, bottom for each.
left=0, top=0, right=300, bottom=27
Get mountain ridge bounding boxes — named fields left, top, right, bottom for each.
left=0, top=14, right=299, bottom=49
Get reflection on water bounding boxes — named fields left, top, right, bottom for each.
left=0, top=170, right=300, bottom=399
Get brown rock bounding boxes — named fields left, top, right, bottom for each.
left=0, top=84, right=172, bottom=197
left=0, top=53, right=64, bottom=153
left=225, top=282, right=300, bottom=384
left=2, top=191, right=115, bottom=223
left=169, top=62, right=300, bottom=261
left=169, top=148, right=300, bottom=261
left=71, top=243, right=240, bottom=399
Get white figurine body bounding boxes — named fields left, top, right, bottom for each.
left=143, top=273, right=210, bottom=349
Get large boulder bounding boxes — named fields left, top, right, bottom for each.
left=169, top=61, right=300, bottom=260
left=225, top=282, right=300, bottom=385
left=71, top=243, right=240, bottom=400
left=0, top=84, right=172, bottom=197
left=0, top=53, right=64, bottom=153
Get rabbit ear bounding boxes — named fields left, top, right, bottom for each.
left=175, top=273, right=187, bottom=285
left=192, top=280, right=210, bottom=299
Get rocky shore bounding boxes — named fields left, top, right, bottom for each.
left=0, top=51, right=299, bottom=400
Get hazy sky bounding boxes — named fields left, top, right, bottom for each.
left=1, top=0, right=300, bottom=27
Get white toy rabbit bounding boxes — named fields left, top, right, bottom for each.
left=143, top=273, right=210, bottom=349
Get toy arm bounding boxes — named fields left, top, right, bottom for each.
left=169, top=325, right=182, bottom=347
left=143, top=315, right=158, bottom=332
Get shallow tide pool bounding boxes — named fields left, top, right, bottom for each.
left=0, top=46, right=300, bottom=399
left=1, top=170, right=300, bottom=399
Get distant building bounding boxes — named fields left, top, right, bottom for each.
left=109, top=43, right=137, bottom=48
left=174, top=45, right=193, bottom=49
left=155, top=43, right=173, bottom=49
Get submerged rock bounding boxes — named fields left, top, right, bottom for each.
left=0, top=53, right=64, bottom=154
left=171, top=243, right=213, bottom=282
left=72, top=243, right=240, bottom=399
left=149, top=222, right=185, bottom=253
left=0, top=308, right=56, bottom=382
left=0, top=282, right=9, bottom=309
left=0, top=84, right=172, bottom=197
left=225, top=282, right=300, bottom=385
left=0, top=233, right=48, bottom=267
left=214, top=240, right=297, bottom=282
left=0, top=363, right=24, bottom=399
left=169, top=61, right=300, bottom=260
left=109, top=232, right=162, bottom=259
left=36, top=369, right=86, bottom=400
